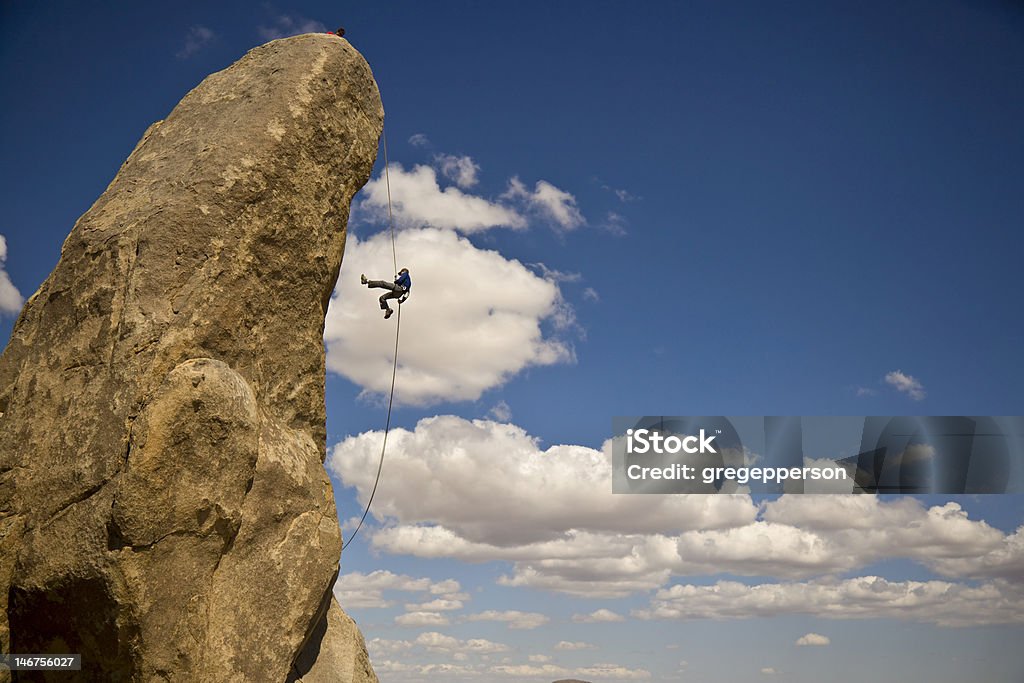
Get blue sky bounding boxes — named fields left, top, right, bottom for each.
left=2, top=1, right=1023, bottom=681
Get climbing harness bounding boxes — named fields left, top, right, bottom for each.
left=342, top=129, right=400, bottom=551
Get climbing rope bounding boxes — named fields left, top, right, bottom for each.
left=342, top=129, right=400, bottom=551
left=383, top=129, right=398, bottom=275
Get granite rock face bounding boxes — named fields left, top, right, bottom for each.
left=0, top=34, right=382, bottom=682
left=289, top=596, right=378, bottom=683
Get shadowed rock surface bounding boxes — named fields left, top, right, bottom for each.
left=0, top=34, right=381, bottom=682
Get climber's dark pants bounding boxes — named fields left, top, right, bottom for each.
left=366, top=280, right=404, bottom=310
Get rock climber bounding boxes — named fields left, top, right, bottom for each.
left=361, top=268, right=410, bottom=319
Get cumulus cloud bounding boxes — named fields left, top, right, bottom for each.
left=405, top=597, right=465, bottom=612
left=435, top=154, right=481, bottom=188
left=566, top=663, right=652, bottom=679
left=666, top=498, right=1005, bottom=579
left=368, top=632, right=510, bottom=662
left=330, top=417, right=755, bottom=597
left=331, top=416, right=1020, bottom=601
left=369, top=635, right=649, bottom=681
left=360, top=164, right=525, bottom=232
left=176, top=25, right=214, bottom=59
left=366, top=637, right=414, bottom=656
left=329, top=415, right=755, bottom=545
left=885, top=369, right=926, bottom=400
left=795, top=633, right=831, bottom=646
left=324, top=228, right=574, bottom=405
left=408, top=133, right=430, bottom=147
left=0, top=235, right=24, bottom=315
left=572, top=608, right=625, bottom=623
left=487, top=400, right=512, bottom=422
left=503, top=177, right=585, bottom=231
left=488, top=662, right=650, bottom=679
left=926, top=525, right=1024, bottom=580
left=415, top=631, right=509, bottom=654
left=396, top=611, right=450, bottom=627
left=635, top=576, right=1024, bottom=627
left=464, top=610, right=549, bottom=630
left=333, top=570, right=464, bottom=610
left=258, top=15, right=327, bottom=40
left=555, top=641, right=595, bottom=650
left=583, top=287, right=600, bottom=302
left=374, top=659, right=475, bottom=677
left=359, top=152, right=587, bottom=235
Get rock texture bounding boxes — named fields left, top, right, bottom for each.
left=288, top=597, right=377, bottom=683
left=0, top=34, right=382, bottom=682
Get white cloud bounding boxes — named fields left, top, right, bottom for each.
left=415, top=631, right=509, bottom=654
left=333, top=570, right=464, bottom=610
left=0, top=235, right=24, bottom=315
left=926, top=525, right=1024, bottom=580
left=487, top=663, right=566, bottom=678
left=497, top=561, right=673, bottom=599
left=408, top=133, right=430, bottom=147
left=761, top=667, right=777, bottom=675
left=368, top=638, right=649, bottom=680
left=600, top=184, right=638, bottom=203
left=258, top=15, right=327, bottom=40
left=366, top=637, right=414, bottom=656
left=328, top=414, right=755, bottom=543
left=504, top=177, right=584, bottom=231
left=795, top=633, right=831, bottom=646
left=583, top=287, right=600, bottom=302
left=885, top=369, right=926, bottom=400
left=855, top=386, right=876, bottom=397
left=396, top=611, right=450, bottom=627
left=369, top=636, right=652, bottom=682
left=176, top=25, right=214, bottom=59
left=487, top=661, right=650, bottom=679
left=573, top=663, right=652, bottom=679
left=634, top=576, right=1024, bottom=627
left=530, top=263, right=582, bottom=283
left=572, top=608, right=625, bottom=623
left=555, top=641, right=595, bottom=650
left=332, top=420, right=1020, bottom=605
left=435, top=153, right=481, bottom=188
left=405, top=598, right=465, bottom=612
left=360, top=164, right=525, bottom=232
left=324, top=228, right=573, bottom=405
left=332, top=416, right=1018, bottom=599
left=665, top=498, right=1005, bottom=579
left=374, top=659, right=476, bottom=677
left=487, top=400, right=512, bottom=422
left=464, top=610, right=549, bottom=630
left=602, top=211, right=629, bottom=236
